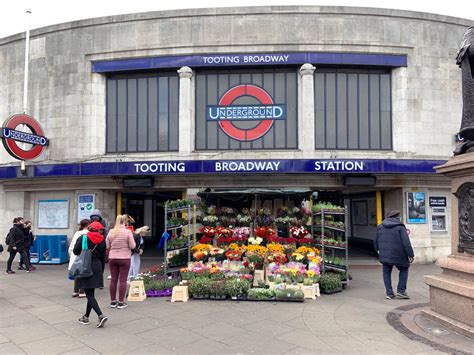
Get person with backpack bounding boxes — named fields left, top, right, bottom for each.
left=73, top=221, right=108, bottom=328
left=374, top=210, right=415, bottom=299
left=6, top=217, right=33, bottom=274
left=69, top=219, right=90, bottom=298
left=107, top=215, right=136, bottom=309
left=19, top=220, right=35, bottom=270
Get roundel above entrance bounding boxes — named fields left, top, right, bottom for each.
left=1, top=114, right=49, bottom=160
left=207, top=84, right=286, bottom=141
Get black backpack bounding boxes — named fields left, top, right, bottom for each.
left=5, top=232, right=11, bottom=245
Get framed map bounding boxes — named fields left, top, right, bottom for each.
left=38, top=199, right=69, bottom=229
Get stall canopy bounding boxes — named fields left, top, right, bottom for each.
left=198, top=188, right=312, bottom=198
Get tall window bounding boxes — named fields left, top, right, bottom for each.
left=195, top=69, right=298, bottom=150
left=106, top=73, right=179, bottom=153
left=314, top=69, right=392, bottom=150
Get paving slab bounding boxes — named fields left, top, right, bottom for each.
left=18, top=334, right=85, bottom=354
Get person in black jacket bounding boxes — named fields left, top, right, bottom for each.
left=73, top=221, right=108, bottom=328
left=6, top=217, right=33, bottom=274
left=19, top=220, right=35, bottom=270
left=374, top=210, right=415, bottom=299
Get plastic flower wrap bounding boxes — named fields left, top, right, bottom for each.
left=192, top=251, right=208, bottom=262
left=289, top=226, right=309, bottom=238
left=200, top=226, right=216, bottom=238
left=266, top=252, right=287, bottom=264
left=216, top=226, right=234, bottom=238
left=233, top=227, right=250, bottom=238
left=225, top=249, right=242, bottom=261
left=209, top=247, right=225, bottom=257
left=248, top=236, right=263, bottom=245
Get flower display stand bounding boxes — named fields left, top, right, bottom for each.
left=253, top=270, right=265, bottom=287
left=127, top=280, right=147, bottom=302
left=171, top=285, right=189, bottom=303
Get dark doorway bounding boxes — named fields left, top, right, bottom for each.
left=121, top=191, right=182, bottom=258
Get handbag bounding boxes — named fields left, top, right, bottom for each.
left=68, top=235, right=97, bottom=279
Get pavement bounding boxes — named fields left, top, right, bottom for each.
left=0, top=257, right=473, bottom=355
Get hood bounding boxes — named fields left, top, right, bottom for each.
left=382, top=218, right=404, bottom=228
left=87, top=231, right=104, bottom=245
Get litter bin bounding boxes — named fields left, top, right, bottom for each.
left=30, top=235, right=69, bottom=264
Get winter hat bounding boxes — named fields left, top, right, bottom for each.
left=90, top=209, right=102, bottom=220
left=89, top=221, right=105, bottom=231
left=387, top=210, right=401, bottom=218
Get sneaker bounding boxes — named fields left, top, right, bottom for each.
left=5, top=270, right=15, bottom=274
left=107, top=275, right=112, bottom=280
left=78, top=293, right=86, bottom=298
left=30, top=266, right=37, bottom=271
left=78, top=316, right=90, bottom=325
left=117, top=302, right=128, bottom=309
left=109, top=301, right=118, bottom=308
left=386, top=294, right=396, bottom=300
left=97, top=315, right=108, bottom=328
left=18, top=266, right=26, bottom=270
left=72, top=292, right=79, bottom=298
left=26, top=268, right=35, bottom=273
left=396, top=292, right=410, bottom=299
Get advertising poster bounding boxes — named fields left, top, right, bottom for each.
left=407, top=192, right=426, bottom=224
left=77, top=194, right=95, bottom=223
left=38, top=199, right=69, bottom=229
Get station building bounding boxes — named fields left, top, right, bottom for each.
left=0, top=6, right=469, bottom=262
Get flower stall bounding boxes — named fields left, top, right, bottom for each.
left=146, top=192, right=347, bottom=303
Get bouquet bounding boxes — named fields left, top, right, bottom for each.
left=200, top=226, right=216, bottom=238
left=225, top=249, right=242, bottom=261
left=289, top=226, right=309, bottom=238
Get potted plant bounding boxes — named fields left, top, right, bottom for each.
left=189, top=277, right=211, bottom=299
left=209, top=280, right=227, bottom=300
left=275, top=288, right=305, bottom=302
left=247, top=288, right=275, bottom=301
left=226, top=278, right=241, bottom=300
left=319, top=273, right=343, bottom=294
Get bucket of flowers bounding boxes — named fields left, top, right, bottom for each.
left=233, top=227, right=250, bottom=245
left=209, top=247, right=225, bottom=261
left=225, top=249, right=243, bottom=261
left=289, top=226, right=309, bottom=239
left=200, top=226, right=216, bottom=238
left=192, top=250, right=209, bottom=262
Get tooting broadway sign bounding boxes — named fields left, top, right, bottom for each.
left=0, top=114, right=49, bottom=160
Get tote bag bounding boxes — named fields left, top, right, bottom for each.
left=68, top=236, right=96, bottom=279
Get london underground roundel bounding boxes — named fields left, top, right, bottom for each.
left=1, top=114, right=49, bottom=160
left=207, top=84, right=286, bottom=141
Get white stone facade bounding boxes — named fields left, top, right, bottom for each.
left=0, top=6, right=470, bottom=262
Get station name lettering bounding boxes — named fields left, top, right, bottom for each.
left=314, top=161, right=364, bottom=171
left=202, top=54, right=290, bottom=65
left=215, top=161, right=281, bottom=172
left=134, top=162, right=185, bottom=173
left=2, top=128, right=48, bottom=146
left=207, top=105, right=285, bottom=121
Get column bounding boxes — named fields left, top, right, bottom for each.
left=178, top=66, right=194, bottom=156
left=298, top=63, right=316, bottom=153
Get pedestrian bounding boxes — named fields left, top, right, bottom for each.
left=68, top=219, right=90, bottom=298
left=123, top=214, right=135, bottom=233
left=6, top=217, right=33, bottom=274
left=107, top=215, right=136, bottom=309
left=128, top=226, right=150, bottom=280
left=73, top=221, right=108, bottom=328
left=19, top=220, right=35, bottom=270
left=374, top=210, right=415, bottom=299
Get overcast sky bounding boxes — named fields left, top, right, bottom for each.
left=0, top=0, right=473, bottom=39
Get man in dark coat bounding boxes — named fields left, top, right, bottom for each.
left=6, top=217, right=33, bottom=274
left=374, top=210, right=414, bottom=299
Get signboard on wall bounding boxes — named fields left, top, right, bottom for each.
left=429, top=197, right=446, bottom=207
left=77, top=194, right=95, bottom=223
left=406, top=192, right=426, bottom=224
left=195, top=71, right=298, bottom=150
left=38, top=199, right=69, bottom=229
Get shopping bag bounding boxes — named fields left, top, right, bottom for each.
left=68, top=236, right=95, bottom=279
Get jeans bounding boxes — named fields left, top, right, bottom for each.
left=109, top=259, right=131, bottom=302
left=383, top=263, right=409, bottom=295
left=128, top=253, right=141, bottom=279
left=74, top=279, right=84, bottom=294
left=84, top=288, right=102, bottom=317
left=7, top=250, right=31, bottom=271
left=19, top=247, right=31, bottom=267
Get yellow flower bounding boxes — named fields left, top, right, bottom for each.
left=267, top=243, right=284, bottom=253
left=191, top=244, right=211, bottom=253
left=296, top=246, right=316, bottom=255
left=307, top=270, right=315, bottom=278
